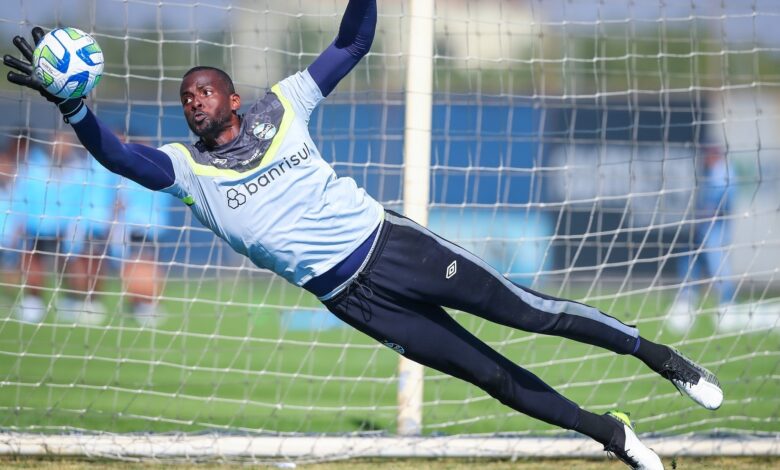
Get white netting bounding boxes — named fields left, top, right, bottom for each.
left=0, top=0, right=778, bottom=462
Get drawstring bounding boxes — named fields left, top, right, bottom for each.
left=354, top=271, right=374, bottom=299
left=347, top=269, right=374, bottom=322
left=342, top=218, right=389, bottom=324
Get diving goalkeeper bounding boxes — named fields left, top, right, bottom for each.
left=4, top=1, right=721, bottom=468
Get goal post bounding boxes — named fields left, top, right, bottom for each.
left=0, top=0, right=779, bottom=463
left=399, top=0, right=435, bottom=437
left=2, top=433, right=777, bottom=460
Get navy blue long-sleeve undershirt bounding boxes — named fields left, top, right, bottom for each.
left=70, top=0, right=376, bottom=190
left=308, top=0, right=376, bottom=97
left=71, top=109, right=176, bottom=190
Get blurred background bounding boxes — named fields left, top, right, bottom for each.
left=2, top=0, right=780, bottom=285
left=0, top=0, right=778, bottom=461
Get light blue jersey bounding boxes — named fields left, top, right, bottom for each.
left=83, top=156, right=121, bottom=235
left=117, top=178, right=169, bottom=235
left=14, top=147, right=90, bottom=237
left=13, top=146, right=118, bottom=253
left=0, top=183, right=17, bottom=250
left=159, top=70, right=383, bottom=286
left=697, top=156, right=733, bottom=218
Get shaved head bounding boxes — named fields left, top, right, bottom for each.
left=182, top=66, right=235, bottom=94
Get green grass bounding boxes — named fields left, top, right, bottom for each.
left=2, top=456, right=780, bottom=469
left=0, top=278, right=778, bottom=438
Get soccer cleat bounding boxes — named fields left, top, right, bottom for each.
left=664, top=298, right=695, bottom=333
left=659, top=348, right=723, bottom=410
left=716, top=303, right=749, bottom=333
left=14, top=295, right=46, bottom=323
left=131, top=301, right=164, bottom=328
left=56, top=296, right=106, bottom=325
left=81, top=298, right=107, bottom=325
left=604, top=411, right=664, bottom=470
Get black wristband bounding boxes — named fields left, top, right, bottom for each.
left=58, top=98, right=84, bottom=123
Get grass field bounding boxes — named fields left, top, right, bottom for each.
left=1, top=456, right=780, bottom=469
left=0, top=276, right=778, bottom=452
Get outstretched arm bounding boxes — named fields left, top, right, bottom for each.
left=70, top=109, right=175, bottom=191
left=307, top=0, right=377, bottom=97
left=4, top=27, right=174, bottom=191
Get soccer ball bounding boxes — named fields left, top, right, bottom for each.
left=32, top=27, right=103, bottom=99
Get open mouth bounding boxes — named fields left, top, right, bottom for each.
left=194, top=112, right=207, bottom=123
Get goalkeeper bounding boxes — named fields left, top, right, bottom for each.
left=5, top=2, right=721, bottom=468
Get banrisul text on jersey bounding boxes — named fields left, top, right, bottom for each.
left=233, top=142, right=312, bottom=206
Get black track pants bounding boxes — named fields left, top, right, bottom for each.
left=323, top=210, right=639, bottom=430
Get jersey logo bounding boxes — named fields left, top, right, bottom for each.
left=252, top=122, right=277, bottom=141
left=382, top=340, right=405, bottom=355
left=226, top=188, right=247, bottom=209
left=446, top=260, right=457, bottom=279
left=223, top=142, right=312, bottom=210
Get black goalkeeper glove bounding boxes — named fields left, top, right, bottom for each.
left=3, top=26, right=85, bottom=123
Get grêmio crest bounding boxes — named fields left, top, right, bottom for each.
left=252, top=121, right=277, bottom=141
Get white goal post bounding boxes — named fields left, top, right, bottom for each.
left=398, top=0, right=434, bottom=437
left=0, top=0, right=778, bottom=463
left=2, top=433, right=778, bottom=460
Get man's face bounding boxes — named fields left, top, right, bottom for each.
left=179, top=70, right=239, bottom=143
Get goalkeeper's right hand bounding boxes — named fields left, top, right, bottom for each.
left=3, top=26, right=85, bottom=123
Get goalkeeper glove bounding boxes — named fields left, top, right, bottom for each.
left=3, top=26, right=85, bottom=123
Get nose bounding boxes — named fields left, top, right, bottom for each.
left=188, top=95, right=203, bottom=111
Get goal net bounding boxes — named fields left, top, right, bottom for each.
left=0, top=0, right=778, bottom=463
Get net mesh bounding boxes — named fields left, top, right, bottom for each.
left=0, top=0, right=777, bottom=461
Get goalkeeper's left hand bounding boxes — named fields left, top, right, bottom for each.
left=3, top=26, right=85, bottom=122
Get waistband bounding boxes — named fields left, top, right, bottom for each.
left=303, top=223, right=380, bottom=298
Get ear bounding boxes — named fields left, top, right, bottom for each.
left=230, top=93, right=241, bottom=112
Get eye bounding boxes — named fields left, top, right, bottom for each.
left=182, top=96, right=192, bottom=105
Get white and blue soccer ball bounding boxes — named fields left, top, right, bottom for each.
left=32, top=27, right=103, bottom=99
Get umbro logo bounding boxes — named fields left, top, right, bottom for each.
left=446, top=260, right=457, bottom=279
left=382, top=341, right=405, bottom=355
